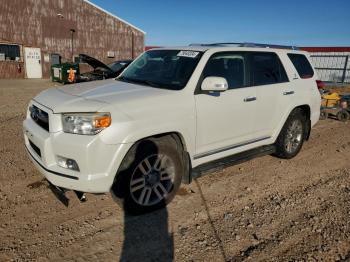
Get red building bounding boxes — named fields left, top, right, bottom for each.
left=0, top=0, right=145, bottom=79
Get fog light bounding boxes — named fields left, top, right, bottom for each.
left=57, top=156, right=80, bottom=172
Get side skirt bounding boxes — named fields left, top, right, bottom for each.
left=190, top=144, right=276, bottom=181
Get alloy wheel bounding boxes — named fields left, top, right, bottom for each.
left=130, top=154, right=175, bottom=206
left=285, top=119, right=303, bottom=154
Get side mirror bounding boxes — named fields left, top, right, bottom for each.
left=201, top=77, right=228, bottom=92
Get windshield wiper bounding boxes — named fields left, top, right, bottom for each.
left=117, top=76, right=161, bottom=88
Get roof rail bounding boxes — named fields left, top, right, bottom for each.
left=189, top=42, right=299, bottom=50
left=189, top=42, right=242, bottom=47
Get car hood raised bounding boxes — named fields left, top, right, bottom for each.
left=79, top=54, right=112, bottom=72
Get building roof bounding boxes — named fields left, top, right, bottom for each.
left=300, top=47, right=350, bottom=52
left=84, top=0, right=145, bottom=34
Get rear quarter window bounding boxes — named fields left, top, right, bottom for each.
left=287, top=53, right=314, bottom=79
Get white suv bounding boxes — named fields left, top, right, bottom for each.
left=23, top=43, right=321, bottom=214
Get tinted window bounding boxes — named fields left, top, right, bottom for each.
left=202, top=52, right=247, bottom=89
left=250, top=52, right=288, bottom=86
left=288, top=53, right=314, bottom=79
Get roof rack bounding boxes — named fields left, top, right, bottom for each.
left=189, top=42, right=299, bottom=50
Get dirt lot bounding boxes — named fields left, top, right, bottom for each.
left=0, top=79, right=350, bottom=261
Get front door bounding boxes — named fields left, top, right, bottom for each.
left=24, top=47, right=42, bottom=78
left=195, top=52, right=257, bottom=159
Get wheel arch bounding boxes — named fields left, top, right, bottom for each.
left=152, top=131, right=188, bottom=152
left=274, top=103, right=312, bottom=142
left=295, top=104, right=311, bottom=140
left=111, top=131, right=192, bottom=199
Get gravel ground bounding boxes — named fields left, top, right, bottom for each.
left=0, top=79, right=350, bottom=261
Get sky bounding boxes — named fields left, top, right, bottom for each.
left=90, top=0, right=350, bottom=47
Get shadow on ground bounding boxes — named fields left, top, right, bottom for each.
left=120, top=208, right=173, bottom=262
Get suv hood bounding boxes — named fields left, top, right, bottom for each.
left=79, top=54, right=112, bottom=72
left=33, top=79, right=175, bottom=113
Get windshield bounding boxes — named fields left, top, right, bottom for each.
left=118, top=50, right=203, bottom=90
left=108, top=61, right=130, bottom=72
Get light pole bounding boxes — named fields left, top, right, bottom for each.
left=131, top=31, right=134, bottom=59
left=70, top=29, right=75, bottom=62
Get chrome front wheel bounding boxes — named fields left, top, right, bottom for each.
left=119, top=137, right=184, bottom=215
left=130, top=154, right=175, bottom=207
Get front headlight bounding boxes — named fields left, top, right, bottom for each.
left=62, top=113, right=111, bottom=135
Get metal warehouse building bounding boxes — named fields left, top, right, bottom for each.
left=301, top=47, right=350, bottom=84
left=0, top=0, right=145, bottom=79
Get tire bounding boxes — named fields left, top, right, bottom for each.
left=337, top=110, right=349, bottom=122
left=115, top=136, right=184, bottom=215
left=274, top=109, right=306, bottom=159
left=319, top=111, right=328, bottom=120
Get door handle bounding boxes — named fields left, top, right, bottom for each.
left=283, top=91, right=294, bottom=95
left=244, top=96, right=257, bottom=102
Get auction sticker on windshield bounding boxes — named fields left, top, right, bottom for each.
left=177, top=51, right=199, bottom=58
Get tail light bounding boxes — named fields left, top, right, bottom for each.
left=316, top=80, right=325, bottom=89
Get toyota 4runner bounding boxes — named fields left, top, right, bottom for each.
left=23, top=43, right=321, bottom=214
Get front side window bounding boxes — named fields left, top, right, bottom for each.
left=118, top=50, right=203, bottom=90
left=202, top=52, right=247, bottom=89
left=250, top=52, right=289, bottom=86
left=287, top=53, right=314, bottom=79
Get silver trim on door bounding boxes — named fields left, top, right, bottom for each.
left=194, top=136, right=271, bottom=159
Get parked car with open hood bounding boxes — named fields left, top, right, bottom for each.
left=78, top=54, right=132, bottom=82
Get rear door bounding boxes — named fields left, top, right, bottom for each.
left=194, top=52, right=257, bottom=158
left=287, top=53, right=321, bottom=123
left=249, top=52, right=290, bottom=138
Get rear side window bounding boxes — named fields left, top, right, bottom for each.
left=250, top=52, right=289, bottom=86
left=287, top=53, right=314, bottom=79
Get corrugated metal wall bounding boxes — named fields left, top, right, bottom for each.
left=309, top=52, right=350, bottom=83
left=0, top=0, right=145, bottom=78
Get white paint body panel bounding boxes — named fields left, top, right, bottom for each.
left=23, top=46, right=321, bottom=193
left=195, top=86, right=257, bottom=157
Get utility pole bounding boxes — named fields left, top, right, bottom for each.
left=70, top=29, right=76, bottom=62
left=131, top=31, right=134, bottom=59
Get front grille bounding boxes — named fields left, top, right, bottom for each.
left=29, top=140, right=41, bottom=158
left=29, top=105, right=49, bottom=131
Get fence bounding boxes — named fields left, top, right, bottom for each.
left=309, top=54, right=350, bottom=84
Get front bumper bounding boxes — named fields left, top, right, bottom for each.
left=23, top=107, right=131, bottom=193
